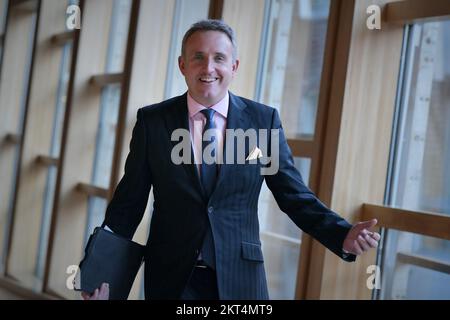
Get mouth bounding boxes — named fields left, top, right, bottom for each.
left=199, top=76, right=219, bottom=84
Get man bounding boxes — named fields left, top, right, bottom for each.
left=82, top=19, right=380, bottom=300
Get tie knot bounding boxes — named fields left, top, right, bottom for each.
left=200, top=108, right=216, bottom=122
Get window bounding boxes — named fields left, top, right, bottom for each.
left=36, top=23, right=76, bottom=281
left=257, top=0, right=329, bottom=140
left=0, top=0, right=38, bottom=273
left=164, top=0, right=209, bottom=99
left=256, top=0, right=330, bottom=299
left=380, top=19, right=450, bottom=300
left=85, top=0, right=133, bottom=243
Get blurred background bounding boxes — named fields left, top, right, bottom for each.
left=0, top=0, right=448, bottom=300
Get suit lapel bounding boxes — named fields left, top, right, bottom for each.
left=212, top=92, right=252, bottom=198
left=163, top=94, right=205, bottom=201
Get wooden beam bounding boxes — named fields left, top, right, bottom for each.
left=287, top=139, right=315, bottom=159
left=384, top=0, right=450, bottom=24
left=76, top=183, right=109, bottom=199
left=208, top=0, right=224, bottom=19
left=50, top=30, right=75, bottom=46
left=362, top=203, right=450, bottom=241
left=316, top=0, right=404, bottom=299
left=89, top=72, right=123, bottom=87
left=397, top=252, right=450, bottom=275
left=0, top=276, right=57, bottom=300
left=0, top=0, right=39, bottom=288
left=10, top=0, right=38, bottom=13
left=35, top=155, right=59, bottom=167
left=4, top=133, right=21, bottom=144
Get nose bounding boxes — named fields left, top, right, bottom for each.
left=202, top=57, right=215, bottom=73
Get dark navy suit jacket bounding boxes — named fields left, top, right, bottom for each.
left=103, top=92, right=356, bottom=300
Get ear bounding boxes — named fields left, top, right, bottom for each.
left=178, top=56, right=186, bottom=76
left=232, top=59, right=240, bottom=76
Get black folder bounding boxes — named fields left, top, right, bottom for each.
left=74, top=227, right=145, bottom=300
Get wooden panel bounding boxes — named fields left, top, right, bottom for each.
left=0, top=276, right=56, bottom=299
left=317, top=0, right=404, bottom=299
left=397, top=252, right=450, bottom=274
left=114, top=0, right=175, bottom=209
left=50, top=30, right=75, bottom=46
left=89, top=72, right=123, bottom=87
left=11, top=0, right=38, bottom=13
left=208, top=0, right=224, bottom=19
left=76, top=183, right=108, bottom=199
left=362, top=204, right=450, bottom=240
left=287, top=139, right=315, bottom=159
left=46, top=0, right=114, bottom=299
left=294, top=0, right=355, bottom=300
left=0, top=2, right=36, bottom=274
left=4, top=133, right=21, bottom=144
left=6, top=0, right=69, bottom=291
left=112, top=0, right=175, bottom=300
left=222, top=0, right=265, bottom=99
left=384, top=0, right=450, bottom=24
left=36, top=155, right=59, bottom=167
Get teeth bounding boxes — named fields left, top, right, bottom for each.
left=200, top=77, right=217, bottom=82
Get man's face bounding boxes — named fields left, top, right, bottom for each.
left=179, top=30, right=239, bottom=107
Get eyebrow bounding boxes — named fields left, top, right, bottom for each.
left=191, top=51, right=228, bottom=56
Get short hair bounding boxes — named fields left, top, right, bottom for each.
left=181, top=19, right=238, bottom=61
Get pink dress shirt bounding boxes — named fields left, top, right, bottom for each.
left=187, top=92, right=229, bottom=174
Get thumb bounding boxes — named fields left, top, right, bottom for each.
left=355, top=219, right=377, bottom=231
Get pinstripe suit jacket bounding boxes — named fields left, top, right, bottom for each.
left=103, top=92, right=356, bottom=300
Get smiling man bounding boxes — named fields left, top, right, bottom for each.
left=179, top=27, right=239, bottom=107
left=82, top=19, right=380, bottom=300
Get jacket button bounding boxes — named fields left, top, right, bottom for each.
left=208, top=206, right=214, bottom=213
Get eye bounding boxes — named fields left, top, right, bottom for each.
left=193, top=54, right=203, bottom=60
left=215, top=55, right=225, bottom=62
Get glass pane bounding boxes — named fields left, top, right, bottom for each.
left=258, top=0, right=330, bottom=140
left=259, top=156, right=311, bottom=299
left=36, top=40, right=74, bottom=280
left=381, top=20, right=450, bottom=300
left=85, top=84, right=121, bottom=241
left=105, top=0, right=132, bottom=73
left=164, top=0, right=209, bottom=99
left=85, top=0, right=132, bottom=241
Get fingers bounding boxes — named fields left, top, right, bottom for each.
left=353, top=241, right=363, bottom=255
left=92, top=289, right=99, bottom=299
left=371, top=232, right=381, bottom=241
left=98, top=283, right=109, bottom=300
left=364, top=233, right=379, bottom=247
left=81, top=283, right=109, bottom=300
left=81, top=292, right=91, bottom=300
left=357, top=235, right=371, bottom=251
left=355, top=219, right=378, bottom=231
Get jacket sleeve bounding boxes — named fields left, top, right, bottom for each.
left=264, top=108, right=355, bottom=262
left=103, top=108, right=153, bottom=239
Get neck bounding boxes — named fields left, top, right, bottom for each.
left=188, top=91, right=227, bottom=107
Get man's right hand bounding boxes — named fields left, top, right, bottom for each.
left=81, top=283, right=109, bottom=300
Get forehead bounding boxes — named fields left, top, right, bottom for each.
left=184, top=30, right=233, bottom=54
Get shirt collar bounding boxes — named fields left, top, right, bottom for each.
left=187, top=91, right=229, bottom=119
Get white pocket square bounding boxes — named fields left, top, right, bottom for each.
left=246, top=146, right=263, bottom=161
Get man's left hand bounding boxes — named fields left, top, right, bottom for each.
left=343, top=219, right=381, bottom=255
